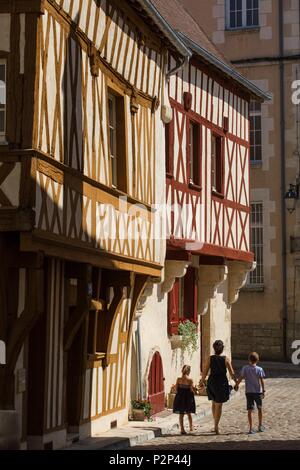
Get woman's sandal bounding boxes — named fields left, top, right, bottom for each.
left=180, top=430, right=187, bottom=435
left=214, top=428, right=220, bottom=435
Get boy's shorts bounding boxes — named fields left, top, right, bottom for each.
left=246, top=393, right=263, bottom=411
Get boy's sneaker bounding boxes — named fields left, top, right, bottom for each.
left=258, top=425, right=265, bottom=432
left=248, top=429, right=256, bottom=435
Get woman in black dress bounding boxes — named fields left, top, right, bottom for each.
left=199, top=340, right=237, bottom=434
left=173, top=365, right=196, bottom=434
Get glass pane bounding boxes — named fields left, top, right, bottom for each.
left=0, top=64, right=5, bottom=83
left=230, top=0, right=236, bottom=11
left=108, top=98, right=114, bottom=126
left=0, top=83, right=6, bottom=106
left=247, top=9, right=252, bottom=26
left=0, top=110, right=4, bottom=133
left=255, top=130, right=261, bottom=145
left=253, top=9, right=259, bottom=26
left=110, top=129, right=114, bottom=155
left=256, top=145, right=262, bottom=161
left=237, top=11, right=243, bottom=27
left=230, top=12, right=236, bottom=28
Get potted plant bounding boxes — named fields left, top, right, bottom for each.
left=178, top=319, right=198, bottom=357
left=131, top=399, right=152, bottom=421
left=167, top=384, right=177, bottom=409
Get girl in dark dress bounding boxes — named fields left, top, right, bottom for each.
left=173, top=365, right=196, bottom=434
left=199, top=340, right=237, bottom=435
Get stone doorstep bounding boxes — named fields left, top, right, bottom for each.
left=65, top=391, right=242, bottom=451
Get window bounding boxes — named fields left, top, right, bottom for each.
left=108, top=91, right=127, bottom=191
left=168, top=267, right=198, bottom=335
left=0, top=60, right=6, bottom=140
left=248, top=202, right=264, bottom=286
left=227, top=0, right=259, bottom=29
left=165, top=122, right=174, bottom=175
left=211, top=134, right=223, bottom=194
left=189, top=121, right=201, bottom=186
left=250, top=100, right=262, bottom=162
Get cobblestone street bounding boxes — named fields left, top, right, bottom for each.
left=133, top=375, right=300, bottom=450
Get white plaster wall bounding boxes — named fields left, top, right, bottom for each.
left=138, top=284, right=201, bottom=398
left=209, top=285, right=232, bottom=359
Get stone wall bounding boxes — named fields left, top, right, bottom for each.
left=232, top=323, right=284, bottom=361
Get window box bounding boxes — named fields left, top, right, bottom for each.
left=170, top=334, right=183, bottom=349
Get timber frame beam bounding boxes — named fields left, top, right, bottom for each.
left=64, top=264, right=92, bottom=351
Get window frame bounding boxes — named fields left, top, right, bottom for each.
left=0, top=58, right=7, bottom=143
left=249, top=100, right=262, bottom=164
left=167, top=267, right=198, bottom=336
left=246, top=202, right=264, bottom=289
left=226, top=0, right=260, bottom=31
left=165, top=115, right=174, bottom=177
left=187, top=119, right=201, bottom=188
left=211, top=132, right=224, bottom=197
left=107, top=87, right=128, bottom=192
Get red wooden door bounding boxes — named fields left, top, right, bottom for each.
left=148, top=352, right=165, bottom=415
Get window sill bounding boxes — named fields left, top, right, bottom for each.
left=189, top=182, right=202, bottom=192
left=212, top=190, right=225, bottom=199
left=242, top=284, right=264, bottom=292
left=225, top=26, right=260, bottom=34
left=250, top=161, right=262, bottom=169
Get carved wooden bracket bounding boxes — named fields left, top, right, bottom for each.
left=134, top=280, right=154, bottom=319
left=151, top=96, right=160, bottom=114
left=227, top=261, right=256, bottom=305
left=198, top=265, right=228, bottom=315
left=88, top=44, right=100, bottom=77
left=130, top=90, right=139, bottom=115
left=160, top=260, right=191, bottom=294
left=183, top=92, right=192, bottom=111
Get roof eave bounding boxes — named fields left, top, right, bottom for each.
left=135, top=0, right=192, bottom=59
left=178, top=32, right=271, bottom=102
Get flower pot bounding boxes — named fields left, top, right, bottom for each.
left=170, top=335, right=183, bottom=349
left=132, top=409, right=145, bottom=421
left=167, top=393, right=176, bottom=409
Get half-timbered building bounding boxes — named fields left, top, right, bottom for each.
left=0, top=0, right=191, bottom=449
left=131, top=0, right=269, bottom=414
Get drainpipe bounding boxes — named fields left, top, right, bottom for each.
left=279, top=0, right=288, bottom=361
left=136, top=318, right=144, bottom=399
left=166, top=55, right=190, bottom=81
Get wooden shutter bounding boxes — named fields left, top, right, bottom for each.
left=183, top=267, right=198, bottom=322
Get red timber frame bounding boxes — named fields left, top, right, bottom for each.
left=166, top=55, right=253, bottom=264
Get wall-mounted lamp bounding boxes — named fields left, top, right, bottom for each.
left=285, top=183, right=299, bottom=214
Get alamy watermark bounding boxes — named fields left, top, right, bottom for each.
left=0, top=340, right=5, bottom=365
left=292, top=80, right=300, bottom=105
left=291, top=340, right=300, bottom=365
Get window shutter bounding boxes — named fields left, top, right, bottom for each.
left=183, top=267, right=197, bottom=321
left=168, top=279, right=179, bottom=335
